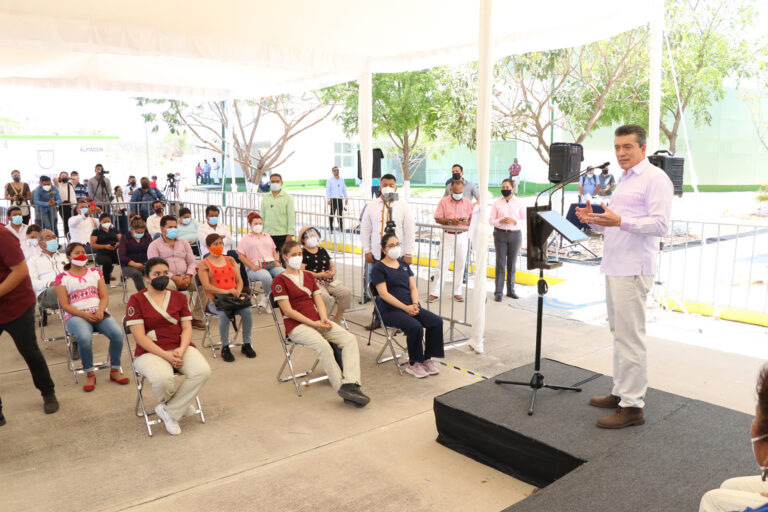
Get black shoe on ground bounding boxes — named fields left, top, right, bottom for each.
left=353, top=384, right=371, bottom=405
left=366, top=320, right=381, bottom=331
left=43, top=393, right=59, bottom=414
left=221, top=346, right=235, bottom=362
left=241, top=343, right=257, bottom=358
left=361, top=296, right=372, bottom=304
left=506, top=291, right=519, bottom=299
left=42, top=311, right=48, bottom=327
left=72, top=341, right=80, bottom=361
left=338, top=383, right=370, bottom=407
left=0, top=399, right=5, bottom=426
left=494, top=294, right=502, bottom=302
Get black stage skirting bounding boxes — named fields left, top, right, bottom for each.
left=434, top=359, right=754, bottom=511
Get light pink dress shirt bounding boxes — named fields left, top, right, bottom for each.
left=489, top=196, right=526, bottom=231
left=147, top=237, right=196, bottom=276
left=237, top=233, right=277, bottom=266
left=590, top=158, right=673, bottom=276
left=434, top=196, right=474, bottom=232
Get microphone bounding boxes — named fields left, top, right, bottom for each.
left=596, top=161, right=610, bottom=169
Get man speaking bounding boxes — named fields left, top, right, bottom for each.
left=576, top=124, right=673, bottom=429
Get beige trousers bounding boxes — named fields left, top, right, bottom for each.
left=699, top=476, right=768, bottom=512
left=318, top=282, right=352, bottom=316
left=288, top=322, right=360, bottom=391
left=168, top=279, right=204, bottom=321
left=605, top=275, right=653, bottom=409
left=134, top=346, right=211, bottom=421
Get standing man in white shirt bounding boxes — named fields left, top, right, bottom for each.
left=68, top=199, right=100, bottom=250
left=197, top=205, right=249, bottom=291
left=54, top=171, right=77, bottom=238
left=360, top=173, right=415, bottom=323
left=325, top=166, right=348, bottom=233
left=27, top=229, right=68, bottom=309
left=212, top=157, right=221, bottom=185
left=146, top=200, right=165, bottom=239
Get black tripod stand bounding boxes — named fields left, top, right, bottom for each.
left=495, top=268, right=581, bottom=415
left=495, top=203, right=589, bottom=415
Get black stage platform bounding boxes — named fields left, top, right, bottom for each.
left=434, top=359, right=755, bottom=511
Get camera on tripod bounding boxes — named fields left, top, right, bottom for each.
left=98, top=169, right=109, bottom=176
left=384, top=219, right=397, bottom=235
left=167, top=173, right=176, bottom=183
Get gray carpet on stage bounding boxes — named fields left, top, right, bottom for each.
left=433, top=359, right=756, bottom=512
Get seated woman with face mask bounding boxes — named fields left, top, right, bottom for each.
left=126, top=257, right=211, bottom=436
left=237, top=212, right=283, bottom=309
left=298, top=225, right=352, bottom=324
left=271, top=240, right=370, bottom=408
left=370, top=232, right=444, bottom=380
left=197, top=233, right=255, bottom=363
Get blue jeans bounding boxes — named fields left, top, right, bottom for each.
left=207, top=300, right=253, bottom=346
left=66, top=315, right=124, bottom=372
left=203, top=171, right=210, bottom=184
left=246, top=267, right=284, bottom=295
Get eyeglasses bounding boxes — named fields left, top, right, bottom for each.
left=385, top=243, right=401, bottom=249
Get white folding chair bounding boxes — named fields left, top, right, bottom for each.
left=269, top=293, right=343, bottom=397
left=366, top=282, right=409, bottom=375
left=56, top=300, right=115, bottom=383
left=193, top=276, right=246, bottom=358
left=121, top=317, right=205, bottom=437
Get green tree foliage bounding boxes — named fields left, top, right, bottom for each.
left=657, top=0, right=757, bottom=153
left=324, top=69, right=455, bottom=185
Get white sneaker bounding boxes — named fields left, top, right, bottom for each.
left=155, top=403, right=181, bottom=435
left=258, top=295, right=270, bottom=311
left=405, top=362, right=429, bottom=379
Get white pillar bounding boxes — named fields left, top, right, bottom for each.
left=469, top=0, right=493, bottom=354
left=359, top=66, right=373, bottom=198
left=647, top=1, right=664, bottom=154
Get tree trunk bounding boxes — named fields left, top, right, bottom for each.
left=401, top=136, right=411, bottom=201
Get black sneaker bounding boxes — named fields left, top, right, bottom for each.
left=241, top=344, right=257, bottom=358
left=43, top=393, right=59, bottom=414
left=221, top=346, right=235, bottom=362
left=353, top=384, right=371, bottom=405
left=494, top=294, right=503, bottom=302
left=506, top=291, right=519, bottom=299
left=0, top=398, right=5, bottom=426
left=71, top=341, right=80, bottom=361
left=338, top=383, right=369, bottom=407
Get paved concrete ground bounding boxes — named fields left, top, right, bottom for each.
left=1, top=271, right=766, bottom=511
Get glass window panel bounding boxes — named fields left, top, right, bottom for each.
left=343, top=155, right=353, bottom=167
left=334, top=142, right=342, bottom=153
left=343, top=143, right=352, bottom=154
left=334, top=156, right=342, bottom=167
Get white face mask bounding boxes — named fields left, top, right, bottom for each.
left=27, top=239, right=38, bottom=247
left=252, top=224, right=263, bottom=234
left=42, top=185, right=51, bottom=191
left=306, top=236, right=319, bottom=248
left=287, top=255, right=303, bottom=270
left=101, top=222, right=111, bottom=230
left=381, top=186, right=395, bottom=196
left=752, top=434, right=768, bottom=473
left=71, top=257, right=88, bottom=267
left=387, top=246, right=402, bottom=260
left=271, top=182, right=282, bottom=191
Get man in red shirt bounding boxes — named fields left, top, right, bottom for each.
left=0, top=228, right=59, bottom=426
left=429, top=180, right=473, bottom=303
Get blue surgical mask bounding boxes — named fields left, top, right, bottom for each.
left=452, top=193, right=463, bottom=201
left=11, top=215, right=22, bottom=225
left=208, top=217, right=219, bottom=226
left=165, top=228, right=178, bottom=239
left=133, top=231, right=145, bottom=239
left=80, top=208, right=89, bottom=215
left=181, top=217, right=191, bottom=225
left=45, top=240, right=59, bottom=252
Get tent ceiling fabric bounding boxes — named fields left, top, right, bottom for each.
left=0, top=0, right=660, bottom=98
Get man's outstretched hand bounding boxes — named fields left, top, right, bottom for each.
left=575, top=200, right=593, bottom=223
left=586, top=205, right=622, bottom=227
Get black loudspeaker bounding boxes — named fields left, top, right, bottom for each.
left=357, top=148, right=384, bottom=180
left=548, top=142, right=584, bottom=183
left=648, top=150, right=684, bottom=197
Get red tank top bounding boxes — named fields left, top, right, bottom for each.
left=205, top=257, right=236, bottom=290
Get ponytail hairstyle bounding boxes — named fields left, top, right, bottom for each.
left=63, top=242, right=86, bottom=271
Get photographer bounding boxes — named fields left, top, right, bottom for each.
left=87, top=163, right=112, bottom=212
left=360, top=173, right=415, bottom=321
left=54, top=171, right=76, bottom=238
left=5, top=170, right=32, bottom=224
left=130, top=177, right=164, bottom=220
left=32, top=176, right=61, bottom=236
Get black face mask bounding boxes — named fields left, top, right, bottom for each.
left=155, top=208, right=164, bottom=215
left=142, top=183, right=149, bottom=190
left=602, top=169, right=609, bottom=175
left=501, top=189, right=513, bottom=197
left=12, top=176, right=20, bottom=182
left=150, top=276, right=169, bottom=291
left=130, top=181, right=136, bottom=186
left=452, top=172, right=461, bottom=180
left=60, top=177, right=68, bottom=183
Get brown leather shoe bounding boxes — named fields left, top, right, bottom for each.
left=589, top=394, right=621, bottom=409
left=596, top=407, right=645, bottom=429
left=191, top=319, right=206, bottom=330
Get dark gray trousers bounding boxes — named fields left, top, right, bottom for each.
left=493, top=229, right=522, bottom=295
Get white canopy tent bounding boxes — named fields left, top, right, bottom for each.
left=0, top=0, right=664, bottom=349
